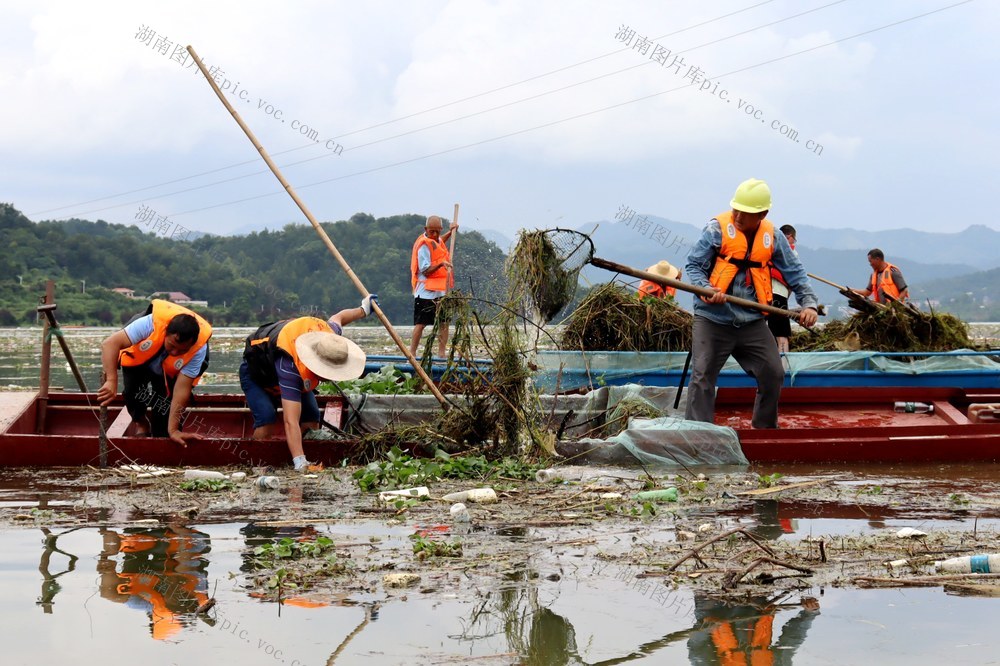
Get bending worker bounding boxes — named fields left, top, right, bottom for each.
left=853, top=248, right=908, bottom=303
left=240, top=297, right=373, bottom=470
left=97, top=299, right=211, bottom=445
left=684, top=179, right=819, bottom=429
left=768, top=224, right=799, bottom=355
left=410, top=214, right=457, bottom=358
left=638, top=260, right=681, bottom=300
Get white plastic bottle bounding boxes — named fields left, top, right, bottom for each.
left=255, top=476, right=281, bottom=490
left=378, top=487, right=429, bottom=502
left=535, top=469, right=557, bottom=483
left=442, top=488, right=498, bottom=504
left=934, top=554, right=1000, bottom=573
left=894, top=401, right=934, bottom=414
left=184, top=469, right=226, bottom=480
left=450, top=502, right=471, bottom=523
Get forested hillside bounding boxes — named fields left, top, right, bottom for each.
left=0, top=204, right=508, bottom=326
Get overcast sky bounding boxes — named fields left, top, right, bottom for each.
left=2, top=0, right=995, bottom=240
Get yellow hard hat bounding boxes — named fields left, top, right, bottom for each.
left=730, top=178, right=772, bottom=213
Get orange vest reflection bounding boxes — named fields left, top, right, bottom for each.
left=98, top=526, right=211, bottom=640
left=690, top=594, right=819, bottom=665
left=709, top=614, right=776, bottom=666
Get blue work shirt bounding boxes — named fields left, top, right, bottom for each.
left=684, top=218, right=818, bottom=327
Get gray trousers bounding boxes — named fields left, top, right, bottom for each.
left=684, top=316, right=784, bottom=429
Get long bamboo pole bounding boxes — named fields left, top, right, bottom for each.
left=186, top=46, right=446, bottom=406
left=590, top=257, right=811, bottom=321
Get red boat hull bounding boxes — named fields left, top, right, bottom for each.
left=0, top=392, right=351, bottom=468
left=718, top=386, right=1000, bottom=463
left=3, top=387, right=1000, bottom=466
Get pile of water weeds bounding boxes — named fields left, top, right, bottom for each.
left=792, top=304, right=979, bottom=352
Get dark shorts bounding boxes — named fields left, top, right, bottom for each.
left=238, top=360, right=320, bottom=429
left=768, top=294, right=792, bottom=338
left=413, top=296, right=440, bottom=326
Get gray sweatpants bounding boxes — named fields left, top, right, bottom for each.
left=684, top=316, right=784, bottom=429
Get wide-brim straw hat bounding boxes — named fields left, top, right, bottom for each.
left=294, top=332, right=367, bottom=381
left=646, top=260, right=680, bottom=280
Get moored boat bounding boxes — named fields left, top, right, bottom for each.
left=4, top=385, right=1000, bottom=467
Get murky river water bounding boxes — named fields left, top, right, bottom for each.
left=3, top=486, right=1000, bottom=665
left=4, top=328, right=1000, bottom=663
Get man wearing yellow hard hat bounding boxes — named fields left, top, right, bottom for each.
left=683, top=179, right=819, bottom=428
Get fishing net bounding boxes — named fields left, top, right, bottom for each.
left=560, top=283, right=693, bottom=351
left=506, top=229, right=595, bottom=322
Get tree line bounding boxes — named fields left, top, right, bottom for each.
left=0, top=204, right=509, bottom=326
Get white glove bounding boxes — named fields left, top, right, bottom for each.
left=361, top=294, right=378, bottom=316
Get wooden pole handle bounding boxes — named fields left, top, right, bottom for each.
left=590, top=256, right=811, bottom=321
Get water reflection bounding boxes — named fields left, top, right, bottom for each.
left=748, top=500, right=797, bottom=541
left=36, top=526, right=81, bottom=613
left=97, top=524, right=212, bottom=640
left=454, top=560, right=825, bottom=665
left=458, top=568, right=582, bottom=665
left=686, top=593, right=820, bottom=665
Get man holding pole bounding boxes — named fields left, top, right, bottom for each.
left=409, top=214, right=458, bottom=358
left=852, top=248, right=909, bottom=304
left=684, top=179, right=818, bottom=429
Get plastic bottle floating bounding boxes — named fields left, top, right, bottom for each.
left=934, top=554, right=1000, bottom=574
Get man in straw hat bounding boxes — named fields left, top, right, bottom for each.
left=240, top=296, right=374, bottom=470
left=638, top=260, right=682, bottom=300
left=684, top=179, right=818, bottom=429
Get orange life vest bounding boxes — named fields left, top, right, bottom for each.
left=870, top=262, right=904, bottom=303
left=411, top=234, right=453, bottom=293
left=638, top=280, right=676, bottom=299
left=709, top=212, right=775, bottom=308
left=119, top=300, right=212, bottom=385
left=244, top=317, right=331, bottom=392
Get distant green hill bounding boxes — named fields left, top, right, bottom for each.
left=909, top=267, right=1000, bottom=321
left=0, top=204, right=508, bottom=326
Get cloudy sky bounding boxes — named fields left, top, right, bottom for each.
left=2, top=0, right=995, bottom=240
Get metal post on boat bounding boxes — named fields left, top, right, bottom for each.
left=35, top=280, right=53, bottom=434
left=36, top=303, right=88, bottom=392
